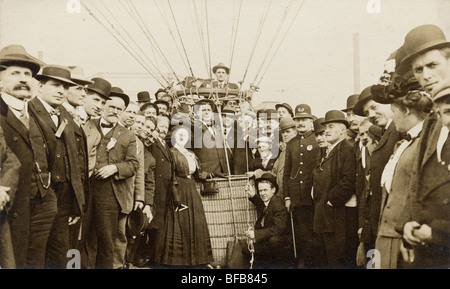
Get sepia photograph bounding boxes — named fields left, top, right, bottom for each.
left=0, top=0, right=449, bottom=275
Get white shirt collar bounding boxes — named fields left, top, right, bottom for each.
left=62, top=101, right=75, bottom=112
left=385, top=118, right=393, bottom=130
left=1, top=92, right=26, bottom=111
left=328, top=137, right=345, bottom=154
left=407, top=121, right=424, bottom=139
left=36, top=96, right=56, bottom=114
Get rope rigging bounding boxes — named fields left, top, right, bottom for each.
left=124, top=0, right=182, bottom=84
left=250, top=0, right=295, bottom=86
left=228, top=0, right=243, bottom=82
left=255, top=0, right=307, bottom=88
left=82, top=0, right=168, bottom=87
left=240, top=0, right=273, bottom=89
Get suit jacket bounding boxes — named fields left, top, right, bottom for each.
left=250, top=194, right=290, bottom=244
left=361, top=121, right=400, bottom=244
left=150, top=139, right=175, bottom=230
left=82, top=118, right=102, bottom=177
left=283, top=131, right=320, bottom=207
left=192, top=120, right=230, bottom=175
left=28, top=98, right=86, bottom=215
left=313, top=140, right=356, bottom=234
left=142, top=143, right=156, bottom=206
left=398, top=115, right=450, bottom=267
left=0, top=95, right=35, bottom=268
left=249, top=155, right=278, bottom=172
left=92, top=119, right=139, bottom=214
left=211, top=80, right=240, bottom=90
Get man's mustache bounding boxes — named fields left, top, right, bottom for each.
left=14, top=84, right=30, bottom=91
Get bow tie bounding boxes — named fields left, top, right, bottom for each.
left=101, top=122, right=114, bottom=128
left=400, top=132, right=413, bottom=142
left=49, top=108, right=60, bottom=116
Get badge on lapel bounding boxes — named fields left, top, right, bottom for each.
left=307, top=145, right=313, bottom=151
left=106, top=138, right=117, bottom=152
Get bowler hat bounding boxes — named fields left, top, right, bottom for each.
left=212, top=63, right=230, bottom=74
left=293, top=104, right=313, bottom=119
left=256, top=136, right=272, bottom=144
left=87, top=77, right=111, bottom=99
left=313, top=117, right=326, bottom=134
left=67, top=66, right=93, bottom=86
left=353, top=86, right=374, bottom=117
left=35, top=65, right=77, bottom=86
left=275, top=103, right=294, bottom=117
left=154, top=99, right=170, bottom=110
left=109, top=87, right=130, bottom=108
left=367, top=125, right=383, bottom=142
left=137, top=91, right=151, bottom=103
left=154, top=88, right=166, bottom=98
left=398, top=25, right=450, bottom=74
left=194, top=98, right=218, bottom=112
left=126, top=209, right=149, bottom=238
left=321, top=110, right=349, bottom=128
left=431, top=80, right=450, bottom=103
left=0, top=44, right=41, bottom=76
left=279, top=116, right=296, bottom=131
left=140, top=102, right=159, bottom=114
left=341, top=94, right=359, bottom=112
left=255, top=172, right=278, bottom=194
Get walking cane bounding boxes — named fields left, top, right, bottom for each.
left=290, top=209, right=297, bottom=259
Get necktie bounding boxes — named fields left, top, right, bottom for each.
left=261, top=206, right=268, bottom=227
left=101, top=122, right=114, bottom=128
left=19, top=108, right=29, bottom=130
left=50, top=108, right=59, bottom=127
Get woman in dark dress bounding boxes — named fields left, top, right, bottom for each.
left=161, top=125, right=214, bottom=267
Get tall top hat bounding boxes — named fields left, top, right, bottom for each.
left=35, top=65, right=77, bottom=86
left=67, top=66, right=93, bottom=86
left=353, top=85, right=374, bottom=117
left=212, top=63, right=230, bottom=74
left=313, top=117, right=326, bottom=134
left=275, top=103, right=294, bottom=117
left=342, top=94, right=359, bottom=113
left=137, top=91, right=151, bottom=103
left=321, top=110, right=349, bottom=128
left=293, top=104, right=313, bottom=119
left=109, top=87, right=130, bottom=107
left=87, top=77, right=111, bottom=100
left=0, top=44, right=41, bottom=76
left=398, top=24, right=450, bottom=74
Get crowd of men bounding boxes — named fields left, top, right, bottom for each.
left=0, top=23, right=449, bottom=269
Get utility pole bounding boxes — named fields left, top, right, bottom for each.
left=353, top=33, right=360, bottom=94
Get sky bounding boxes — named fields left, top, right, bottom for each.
left=1, top=0, right=449, bottom=117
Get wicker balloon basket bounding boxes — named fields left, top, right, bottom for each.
left=197, top=175, right=258, bottom=267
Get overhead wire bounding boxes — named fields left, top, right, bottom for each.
left=204, top=0, right=212, bottom=80
left=255, top=0, right=307, bottom=88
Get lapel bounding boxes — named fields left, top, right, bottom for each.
left=374, top=123, right=394, bottom=153
left=156, top=138, right=171, bottom=160
left=29, top=97, right=57, bottom=132
left=421, top=119, right=442, bottom=167
left=5, top=107, right=30, bottom=146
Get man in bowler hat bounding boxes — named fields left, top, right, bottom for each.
left=244, top=173, right=293, bottom=268
left=395, top=25, right=450, bottom=268
left=212, top=63, right=239, bottom=89
left=86, top=87, right=139, bottom=268
left=0, top=44, right=41, bottom=268
left=312, top=110, right=356, bottom=268
left=353, top=85, right=400, bottom=256
left=26, top=65, right=87, bottom=268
